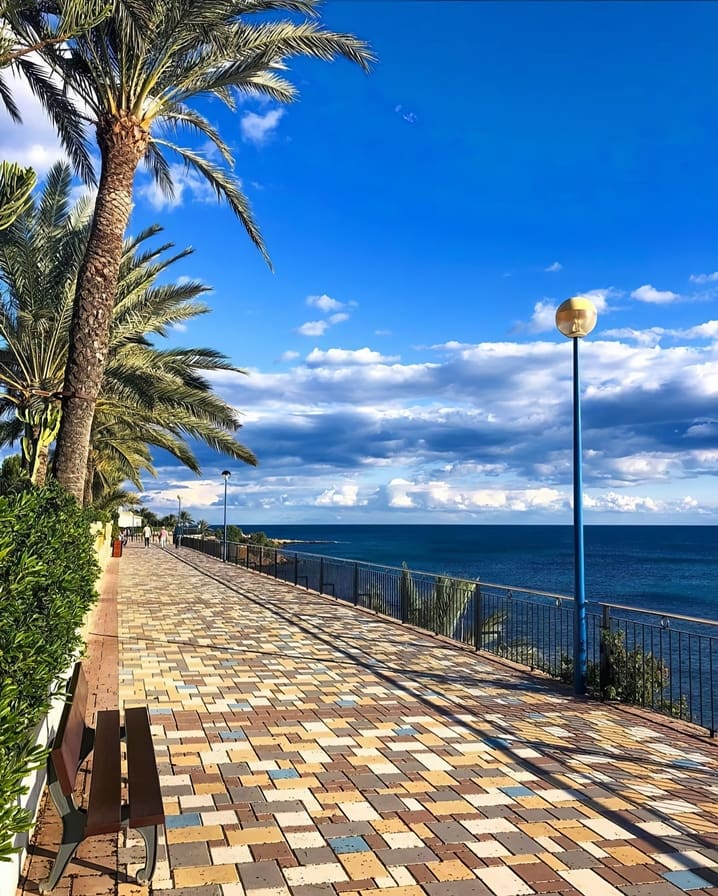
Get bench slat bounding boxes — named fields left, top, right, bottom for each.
left=126, top=707, right=165, bottom=828
left=85, top=710, right=122, bottom=836
left=50, top=664, right=88, bottom=796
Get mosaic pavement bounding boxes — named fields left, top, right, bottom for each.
left=19, top=543, right=718, bottom=896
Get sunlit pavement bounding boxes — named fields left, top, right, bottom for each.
left=19, top=541, right=718, bottom=896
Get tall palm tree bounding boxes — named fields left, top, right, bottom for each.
left=0, top=162, right=256, bottom=496
left=47, top=0, right=373, bottom=501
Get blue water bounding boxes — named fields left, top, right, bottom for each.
left=244, top=524, right=718, bottom=622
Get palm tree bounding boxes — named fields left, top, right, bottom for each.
left=0, top=162, right=256, bottom=497
left=0, top=0, right=107, bottom=185
left=47, top=0, right=373, bottom=501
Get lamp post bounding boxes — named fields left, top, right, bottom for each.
left=221, top=470, right=231, bottom=562
left=555, top=296, right=597, bottom=696
left=177, top=494, right=182, bottom=548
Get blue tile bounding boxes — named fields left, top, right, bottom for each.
left=228, top=702, right=251, bottom=711
left=219, top=730, right=247, bottom=741
left=337, top=699, right=357, bottom=706
left=177, top=685, right=198, bottom=692
left=484, top=736, right=510, bottom=749
left=149, top=707, right=172, bottom=715
left=269, top=768, right=299, bottom=780
left=663, top=871, right=713, bottom=890
left=500, top=785, right=534, bottom=797
left=166, top=813, right=201, bottom=829
left=328, top=836, right=370, bottom=854
left=394, top=726, right=417, bottom=735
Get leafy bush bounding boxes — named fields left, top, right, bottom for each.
left=0, top=482, right=99, bottom=860
left=560, top=628, right=688, bottom=719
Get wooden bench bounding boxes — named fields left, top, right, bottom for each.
left=40, top=664, right=165, bottom=892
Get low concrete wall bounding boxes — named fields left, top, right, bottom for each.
left=0, top=673, right=72, bottom=896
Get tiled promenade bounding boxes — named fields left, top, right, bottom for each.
left=19, top=542, right=718, bottom=896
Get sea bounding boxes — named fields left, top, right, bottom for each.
left=242, top=524, right=718, bottom=623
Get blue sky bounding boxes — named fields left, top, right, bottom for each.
left=3, top=0, right=718, bottom=525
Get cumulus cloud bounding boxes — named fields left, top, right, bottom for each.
left=240, top=108, right=285, bottom=144
left=137, top=164, right=217, bottom=210
left=544, top=261, right=562, bottom=272
left=305, top=348, right=400, bottom=366
left=525, top=300, right=557, bottom=333
left=689, top=272, right=718, bottom=284
left=298, top=294, right=353, bottom=337
left=307, top=294, right=344, bottom=312
left=137, top=324, right=718, bottom=523
left=315, top=484, right=364, bottom=507
left=297, top=320, right=329, bottom=337
left=280, top=350, right=300, bottom=362
left=631, top=284, right=680, bottom=304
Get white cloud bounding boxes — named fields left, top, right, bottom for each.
left=315, top=484, right=363, bottom=506
left=631, top=284, right=680, bottom=304
left=689, top=272, right=718, bottom=284
left=240, top=108, right=285, bottom=145
left=545, top=261, right=562, bottom=272
left=527, top=300, right=557, bottom=333
left=137, top=164, right=217, bottom=210
left=280, top=350, right=300, bottom=362
left=307, top=294, right=343, bottom=312
left=394, top=104, right=417, bottom=124
left=297, top=294, right=353, bottom=337
left=297, top=320, right=329, bottom=337
left=305, top=348, right=400, bottom=366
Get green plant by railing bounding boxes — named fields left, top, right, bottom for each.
left=0, top=482, right=99, bottom=860
left=560, top=629, right=689, bottom=719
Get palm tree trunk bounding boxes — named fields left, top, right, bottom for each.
left=53, top=113, right=148, bottom=503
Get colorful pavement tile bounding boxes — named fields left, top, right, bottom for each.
left=18, top=543, right=718, bottom=896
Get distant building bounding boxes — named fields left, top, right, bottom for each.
left=118, top=510, right=143, bottom=530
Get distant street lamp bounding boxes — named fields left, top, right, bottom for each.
left=221, top=470, right=231, bottom=562
left=176, top=494, right=182, bottom=548
left=556, top=296, right=597, bottom=697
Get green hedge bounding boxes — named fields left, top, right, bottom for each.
left=0, top=483, right=99, bottom=860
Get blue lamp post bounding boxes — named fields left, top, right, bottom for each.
left=221, top=470, right=231, bottom=561
left=556, top=296, right=597, bottom=696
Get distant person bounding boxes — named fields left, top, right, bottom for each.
left=143, top=523, right=151, bottom=548
left=173, top=525, right=182, bottom=549
left=159, top=526, right=168, bottom=548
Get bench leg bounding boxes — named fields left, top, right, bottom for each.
left=134, top=824, right=159, bottom=883
left=39, top=810, right=86, bottom=893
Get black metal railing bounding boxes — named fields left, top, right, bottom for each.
left=183, top=536, right=718, bottom=736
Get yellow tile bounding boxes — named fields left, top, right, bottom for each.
left=420, top=771, right=455, bottom=787
left=372, top=818, right=408, bottom=834
left=339, top=851, right=388, bottom=879
left=173, top=864, right=238, bottom=886
left=426, top=860, right=474, bottom=881
left=607, top=846, right=652, bottom=865
left=431, top=799, right=475, bottom=815
left=166, top=825, right=224, bottom=844
left=226, top=825, right=284, bottom=845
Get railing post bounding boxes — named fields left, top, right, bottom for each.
left=353, top=563, right=359, bottom=605
left=259, top=545, right=263, bottom=573
left=294, top=553, right=298, bottom=586
left=473, top=582, right=482, bottom=651
left=599, top=604, right=611, bottom=698
left=319, top=557, right=324, bottom=594
left=274, top=548, right=278, bottom=579
left=246, top=544, right=250, bottom=569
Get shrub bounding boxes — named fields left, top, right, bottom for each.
left=0, top=482, right=99, bottom=860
